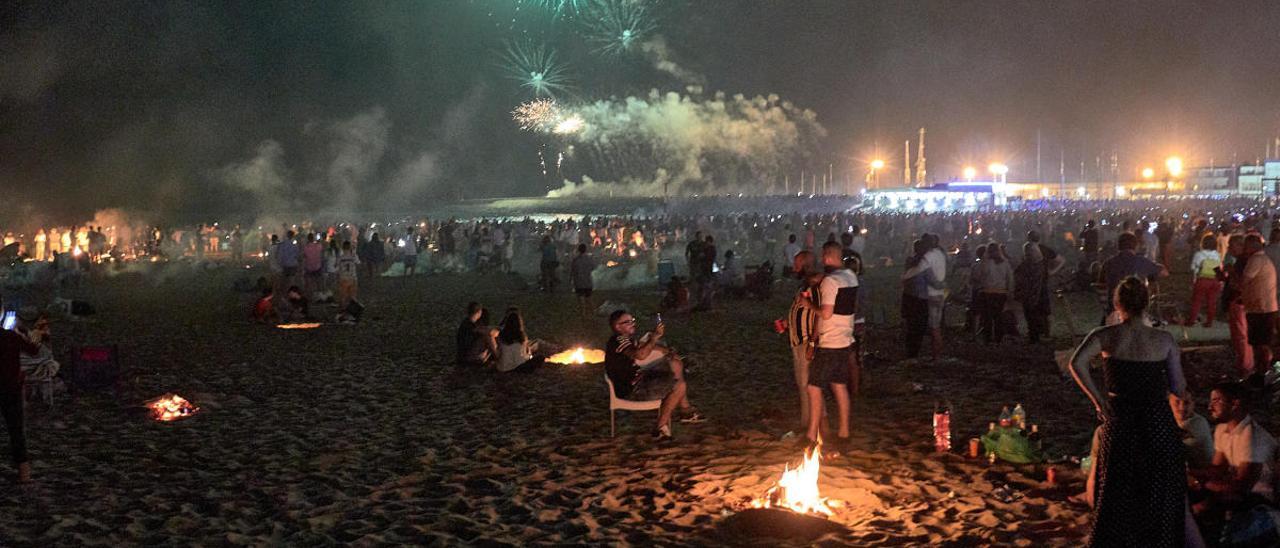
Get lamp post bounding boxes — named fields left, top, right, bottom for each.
left=867, top=159, right=884, bottom=190
left=988, top=163, right=1008, bottom=184
left=1165, top=156, right=1183, bottom=197
left=963, top=166, right=976, bottom=182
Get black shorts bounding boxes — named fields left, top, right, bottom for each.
left=808, top=346, right=852, bottom=388
left=575, top=287, right=593, bottom=298
left=1246, top=312, right=1277, bottom=346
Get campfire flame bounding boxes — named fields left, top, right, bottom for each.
left=751, top=442, right=834, bottom=516
left=147, top=394, right=199, bottom=422
left=546, top=346, right=605, bottom=365
left=277, top=323, right=322, bottom=329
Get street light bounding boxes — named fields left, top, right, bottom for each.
left=963, top=166, right=976, bottom=181
left=1141, top=167, right=1155, bottom=179
left=988, top=163, right=1008, bottom=185
left=1165, top=156, right=1183, bottom=178
left=866, top=159, right=885, bottom=189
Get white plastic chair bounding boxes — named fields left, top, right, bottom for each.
left=605, top=374, right=663, bottom=437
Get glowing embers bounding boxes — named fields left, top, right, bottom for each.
left=546, top=346, right=605, bottom=365
left=751, top=442, right=834, bottom=516
left=276, top=323, right=322, bottom=330
left=147, top=394, right=199, bottom=422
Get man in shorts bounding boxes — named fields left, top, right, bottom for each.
left=806, top=242, right=858, bottom=452
left=604, top=310, right=703, bottom=441
left=1239, top=234, right=1277, bottom=386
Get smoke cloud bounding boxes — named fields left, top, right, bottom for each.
left=549, top=89, right=825, bottom=197
left=639, top=37, right=705, bottom=86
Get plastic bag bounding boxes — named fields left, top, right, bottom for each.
left=980, top=426, right=1044, bottom=464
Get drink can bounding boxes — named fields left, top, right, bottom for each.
left=773, top=318, right=787, bottom=333
left=1045, top=466, right=1057, bottom=485
left=968, top=438, right=981, bottom=458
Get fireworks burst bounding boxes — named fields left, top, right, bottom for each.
left=513, top=99, right=562, bottom=132
left=581, top=0, right=655, bottom=57
left=553, top=114, right=585, bottom=135
left=500, top=41, right=573, bottom=98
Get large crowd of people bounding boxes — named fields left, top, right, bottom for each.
left=4, top=195, right=1280, bottom=543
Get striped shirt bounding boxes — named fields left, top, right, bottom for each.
left=787, top=284, right=820, bottom=347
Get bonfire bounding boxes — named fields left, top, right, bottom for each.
left=546, top=346, right=605, bottom=365
left=147, top=393, right=199, bottom=422
left=277, top=323, right=322, bottom=330
left=751, top=442, right=834, bottom=516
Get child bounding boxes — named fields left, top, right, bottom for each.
left=253, top=288, right=278, bottom=324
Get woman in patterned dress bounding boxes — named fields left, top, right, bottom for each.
left=1068, top=276, right=1201, bottom=547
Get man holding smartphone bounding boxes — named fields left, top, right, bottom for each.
left=604, top=310, right=704, bottom=441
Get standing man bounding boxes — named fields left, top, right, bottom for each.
left=1239, top=234, right=1276, bottom=387
left=1156, top=216, right=1175, bottom=269
left=400, top=228, right=419, bottom=277
left=805, top=242, right=858, bottom=453
left=569, top=244, right=596, bottom=318
left=1220, top=234, right=1253, bottom=375
left=1080, top=220, right=1100, bottom=267
left=276, top=230, right=302, bottom=294
left=781, top=234, right=801, bottom=277
left=1, top=306, right=44, bottom=483
left=901, top=233, right=947, bottom=361
left=685, top=231, right=705, bottom=306
left=1100, top=232, right=1167, bottom=323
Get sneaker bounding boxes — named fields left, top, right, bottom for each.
left=653, top=424, right=673, bottom=441
left=679, top=411, right=706, bottom=424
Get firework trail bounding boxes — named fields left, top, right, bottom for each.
left=525, top=0, right=589, bottom=19
left=500, top=41, right=573, bottom=98
left=581, top=0, right=655, bottom=57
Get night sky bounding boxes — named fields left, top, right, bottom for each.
left=3, top=0, right=1279, bottom=222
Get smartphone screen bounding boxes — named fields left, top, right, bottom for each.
left=1, top=311, right=15, bottom=331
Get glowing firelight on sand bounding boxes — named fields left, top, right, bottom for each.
left=147, top=394, right=199, bottom=422
left=277, top=323, right=322, bottom=330
left=546, top=346, right=605, bottom=364
left=751, top=443, right=834, bottom=516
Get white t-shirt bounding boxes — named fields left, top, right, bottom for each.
left=816, top=268, right=859, bottom=348
left=495, top=341, right=531, bottom=372
left=924, top=248, right=947, bottom=298
left=783, top=242, right=801, bottom=265
left=337, top=254, right=360, bottom=280
left=1213, top=415, right=1277, bottom=501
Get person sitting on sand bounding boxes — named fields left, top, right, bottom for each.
left=456, top=302, right=483, bottom=366
left=1170, top=393, right=1215, bottom=470
left=661, top=276, right=692, bottom=315
left=284, top=286, right=310, bottom=322
left=458, top=306, right=498, bottom=367
left=252, top=287, right=279, bottom=324
left=604, top=309, right=703, bottom=441
left=1189, top=382, right=1277, bottom=526
left=494, top=308, right=543, bottom=373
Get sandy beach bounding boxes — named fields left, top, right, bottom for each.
left=0, top=260, right=1250, bottom=546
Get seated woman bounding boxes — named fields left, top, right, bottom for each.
left=494, top=308, right=543, bottom=373
left=253, top=287, right=279, bottom=324
left=16, top=310, right=59, bottom=382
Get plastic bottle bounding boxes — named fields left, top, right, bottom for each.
left=1028, top=424, right=1043, bottom=451
left=1011, top=403, right=1026, bottom=430
left=932, top=402, right=952, bottom=453
left=998, top=406, right=1012, bottom=428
